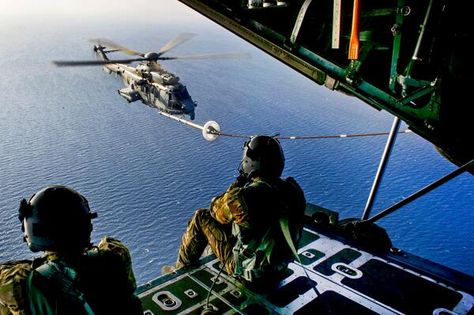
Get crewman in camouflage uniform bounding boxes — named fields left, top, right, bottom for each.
left=176, top=135, right=306, bottom=283
left=0, top=185, right=143, bottom=315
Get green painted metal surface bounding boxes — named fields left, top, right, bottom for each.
left=178, top=0, right=473, bottom=166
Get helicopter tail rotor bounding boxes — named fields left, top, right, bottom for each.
left=90, top=38, right=145, bottom=57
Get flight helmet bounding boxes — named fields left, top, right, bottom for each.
left=240, top=135, right=285, bottom=178
left=18, top=185, right=97, bottom=252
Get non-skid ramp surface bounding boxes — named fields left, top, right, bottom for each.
left=138, top=229, right=474, bottom=314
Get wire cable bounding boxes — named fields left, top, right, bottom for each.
left=158, top=110, right=412, bottom=141
left=274, top=129, right=411, bottom=140
left=214, top=129, right=412, bottom=140
left=203, top=256, right=229, bottom=314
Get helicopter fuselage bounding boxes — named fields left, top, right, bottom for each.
left=95, top=45, right=196, bottom=120
left=54, top=36, right=245, bottom=122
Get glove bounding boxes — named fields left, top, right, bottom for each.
left=228, top=174, right=249, bottom=190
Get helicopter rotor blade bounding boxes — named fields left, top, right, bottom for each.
left=157, top=33, right=197, bottom=57
left=166, top=52, right=252, bottom=60
left=89, top=38, right=144, bottom=57
left=52, top=58, right=147, bottom=67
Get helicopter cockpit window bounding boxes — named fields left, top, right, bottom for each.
left=174, top=87, right=191, bottom=101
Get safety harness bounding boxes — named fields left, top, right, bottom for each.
left=232, top=178, right=301, bottom=282
left=27, top=260, right=95, bottom=315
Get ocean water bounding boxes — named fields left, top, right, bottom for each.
left=0, top=2, right=472, bottom=285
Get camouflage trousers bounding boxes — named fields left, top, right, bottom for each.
left=177, top=209, right=236, bottom=274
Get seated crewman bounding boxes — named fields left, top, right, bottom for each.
left=176, top=135, right=306, bottom=284
left=0, top=185, right=143, bottom=315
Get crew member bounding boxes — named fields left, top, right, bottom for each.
left=176, top=135, right=306, bottom=283
left=0, top=185, right=143, bottom=314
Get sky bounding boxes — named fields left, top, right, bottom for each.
left=0, top=0, right=201, bottom=23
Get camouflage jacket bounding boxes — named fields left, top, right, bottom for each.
left=0, top=237, right=142, bottom=315
left=211, top=176, right=306, bottom=268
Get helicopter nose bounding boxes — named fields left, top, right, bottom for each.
left=182, top=102, right=195, bottom=119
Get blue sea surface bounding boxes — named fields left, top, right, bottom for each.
left=0, top=4, right=473, bottom=285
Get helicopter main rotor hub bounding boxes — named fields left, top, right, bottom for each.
left=144, top=52, right=160, bottom=60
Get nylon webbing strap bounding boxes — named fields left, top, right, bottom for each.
left=34, top=262, right=96, bottom=315
left=279, top=217, right=302, bottom=264
left=279, top=217, right=320, bottom=296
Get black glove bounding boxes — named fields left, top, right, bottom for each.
left=229, top=174, right=249, bottom=190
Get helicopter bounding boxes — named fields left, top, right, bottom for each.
left=53, top=33, right=248, bottom=120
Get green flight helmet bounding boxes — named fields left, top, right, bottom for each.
left=18, top=185, right=97, bottom=253
left=240, top=135, right=285, bottom=179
